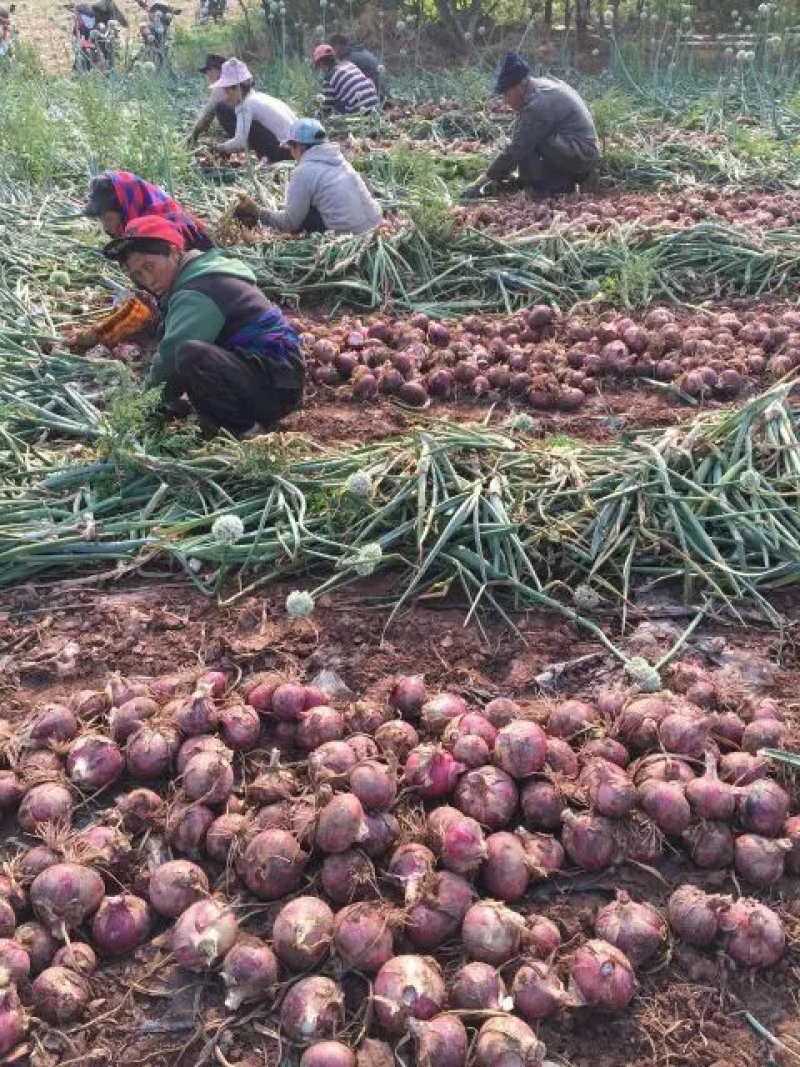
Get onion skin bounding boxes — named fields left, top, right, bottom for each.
left=280, top=976, right=344, bottom=1045
left=241, top=829, right=307, bottom=899
left=734, top=834, right=791, bottom=886
left=116, top=787, right=165, bottom=832
left=785, top=815, right=800, bottom=875
left=462, top=900, right=525, bottom=965
left=126, top=725, right=180, bottom=779
left=719, top=899, right=786, bottom=968
left=685, top=820, right=735, bottom=869
left=405, top=745, right=465, bottom=800
left=372, top=955, right=446, bottom=1035
left=493, top=721, right=548, bottom=779
left=483, top=697, right=521, bottom=728
left=0, top=978, right=25, bottom=1056
left=375, top=721, right=419, bottom=760
left=421, top=693, right=468, bottom=735
left=407, top=871, right=473, bottom=949
left=453, top=766, right=518, bottom=830
left=516, top=828, right=565, bottom=879
left=109, top=697, right=159, bottom=743
left=67, top=734, right=124, bottom=791
left=512, top=960, right=572, bottom=1020
left=0, top=939, right=30, bottom=983
left=31, top=965, right=90, bottom=1023
left=386, top=843, right=435, bottom=906
left=548, top=699, right=597, bottom=739
left=333, top=903, right=394, bottom=973
left=321, top=849, right=376, bottom=905
left=0, top=771, right=23, bottom=813
left=171, top=899, right=238, bottom=971
left=30, top=863, right=105, bottom=937
left=297, top=706, right=346, bottom=751
left=719, top=752, right=767, bottom=786
left=410, top=1014, right=468, bottom=1067
left=91, top=893, right=150, bottom=957
left=165, top=803, right=215, bottom=856
left=449, top=961, right=511, bottom=1012
left=221, top=938, right=278, bottom=1010
left=427, top=807, right=486, bottom=875
left=0, top=902, right=14, bottom=940
left=356, top=1039, right=393, bottom=1067
left=272, top=897, right=334, bottom=971
left=300, top=1043, right=357, bottom=1067
left=183, top=752, right=234, bottom=806
left=310, top=742, right=357, bottom=785
left=23, top=704, right=79, bottom=746
left=594, top=890, right=667, bottom=966
left=52, top=942, right=97, bottom=977
left=561, top=810, right=619, bottom=870
left=580, top=758, right=636, bottom=818
left=474, top=1016, right=545, bottom=1067
left=667, top=885, right=730, bottom=947
left=569, top=939, right=637, bottom=1009
left=148, top=860, right=209, bottom=919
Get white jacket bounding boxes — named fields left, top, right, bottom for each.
left=221, top=91, right=296, bottom=153
left=262, top=142, right=383, bottom=235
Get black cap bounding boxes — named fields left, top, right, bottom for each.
left=84, top=175, right=119, bottom=218
left=493, top=51, right=531, bottom=94
left=198, top=51, right=227, bottom=72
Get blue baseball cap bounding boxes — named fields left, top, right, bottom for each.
left=493, top=51, right=531, bottom=94
left=284, top=118, right=327, bottom=146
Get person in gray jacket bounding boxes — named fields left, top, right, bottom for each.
left=242, top=118, right=383, bottom=235
left=463, top=53, right=599, bottom=199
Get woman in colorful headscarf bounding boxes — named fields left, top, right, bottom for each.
left=84, top=170, right=213, bottom=252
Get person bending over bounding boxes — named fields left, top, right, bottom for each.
left=213, top=57, right=296, bottom=163
left=189, top=52, right=237, bottom=144
left=463, top=52, right=599, bottom=200
left=105, top=216, right=304, bottom=437
left=240, top=118, right=382, bottom=236
left=312, top=43, right=378, bottom=115
left=85, top=170, right=212, bottom=251
left=328, top=33, right=385, bottom=97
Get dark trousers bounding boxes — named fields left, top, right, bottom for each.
left=518, top=133, right=599, bottom=194
left=169, top=340, right=303, bottom=436
left=301, top=206, right=326, bottom=234
left=213, top=103, right=292, bottom=164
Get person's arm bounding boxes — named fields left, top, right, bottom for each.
left=323, top=72, right=346, bottom=114
left=190, top=96, right=218, bottom=142
left=485, top=100, right=552, bottom=182
left=219, top=102, right=251, bottom=154
left=143, top=289, right=224, bottom=389
left=260, top=170, right=313, bottom=234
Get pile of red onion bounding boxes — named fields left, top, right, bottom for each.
left=0, top=658, right=792, bottom=1061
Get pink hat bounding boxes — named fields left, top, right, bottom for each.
left=312, top=43, right=335, bottom=64
left=212, top=57, right=253, bottom=88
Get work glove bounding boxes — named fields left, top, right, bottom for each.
left=460, top=181, right=490, bottom=202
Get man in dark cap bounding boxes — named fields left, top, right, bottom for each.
left=188, top=52, right=237, bottom=144
left=462, top=52, right=599, bottom=199
left=328, top=33, right=386, bottom=98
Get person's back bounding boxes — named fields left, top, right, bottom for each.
left=347, top=42, right=379, bottom=83
left=295, top=142, right=382, bottom=234
left=521, top=76, right=597, bottom=149
left=325, top=60, right=378, bottom=114
left=239, top=89, right=296, bottom=143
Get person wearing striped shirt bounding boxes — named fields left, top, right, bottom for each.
left=312, top=43, right=378, bottom=115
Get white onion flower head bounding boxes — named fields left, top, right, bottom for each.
left=354, top=542, right=383, bottom=576
left=724, top=46, right=734, bottom=57
left=211, top=514, right=245, bottom=545
left=141, top=60, right=156, bottom=72
left=396, top=19, right=405, bottom=30
left=345, top=470, right=373, bottom=499
left=573, top=584, right=602, bottom=611
left=625, top=656, right=662, bottom=693
left=314, top=23, right=324, bottom=34
left=188, top=558, right=203, bottom=573
left=319, top=0, right=328, bottom=8
left=377, top=62, right=386, bottom=74
left=506, top=412, right=536, bottom=433
left=739, top=469, right=761, bottom=493
left=746, top=49, right=755, bottom=60
left=736, top=48, right=748, bottom=63
left=478, top=24, right=486, bottom=34
left=286, top=590, right=315, bottom=617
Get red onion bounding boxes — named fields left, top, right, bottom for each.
left=183, top=752, right=234, bottom=805
left=685, top=752, right=737, bottom=820
left=19, top=846, right=59, bottom=883
left=740, top=779, right=790, bottom=837
left=116, top=787, right=165, bottom=832
left=148, top=674, right=185, bottom=702
left=375, top=721, right=419, bottom=760
left=80, top=824, right=131, bottom=866
left=719, top=898, right=786, bottom=968
left=297, top=706, right=345, bottom=751
left=349, top=761, right=397, bottom=812
left=15, top=921, right=57, bottom=974
left=31, top=863, right=105, bottom=936
left=482, top=832, right=530, bottom=902
left=347, top=734, right=381, bottom=761
left=321, top=849, right=376, bottom=904
left=637, top=779, right=691, bottom=835
left=309, top=741, right=357, bottom=784
left=516, top=828, right=565, bottom=878
left=273, top=896, right=334, bottom=970
left=174, top=685, right=219, bottom=735
left=126, top=725, right=180, bottom=779
left=421, top=693, right=468, bottom=735
left=667, top=886, right=726, bottom=946
left=544, top=736, right=580, bottom=777
left=0, top=939, right=29, bottom=983
left=206, top=812, right=248, bottom=863
left=198, top=669, right=227, bottom=697
left=580, top=758, right=636, bottom=818
left=386, top=843, right=435, bottom=906
left=72, top=688, right=109, bottom=716
left=148, top=860, right=209, bottom=918
left=561, top=810, right=619, bottom=869
left=245, top=675, right=282, bottom=713
left=581, top=738, right=630, bottom=767
left=0, top=771, right=23, bottom=813
left=526, top=915, right=562, bottom=958
left=363, top=810, right=399, bottom=859
left=785, top=814, right=800, bottom=875
left=108, top=697, right=159, bottom=743
left=31, top=965, right=90, bottom=1023
left=17, top=782, right=73, bottom=834
left=462, top=900, right=525, bottom=965
left=548, top=699, right=597, bottom=739
left=748, top=697, right=784, bottom=722
left=569, top=939, right=636, bottom=1009
left=493, top=721, right=547, bottom=779
left=512, top=960, right=572, bottom=1020
left=52, top=942, right=96, bottom=977
left=300, top=1043, right=356, bottom=1067
left=106, top=673, right=149, bottom=707
left=91, top=893, right=150, bottom=956
left=165, top=802, right=215, bottom=856
left=711, top=711, right=746, bottom=747
left=0, top=876, right=24, bottom=917
left=389, top=675, right=427, bottom=718
left=271, top=682, right=309, bottom=721
left=427, top=807, right=486, bottom=874
left=409, top=1014, right=468, bottom=1067
left=66, top=733, right=124, bottom=791
left=0, top=903, right=14, bottom=939
left=281, top=976, right=344, bottom=1045
left=685, top=820, right=735, bottom=868
left=443, top=712, right=498, bottom=752
left=219, top=704, right=261, bottom=750
left=373, top=955, right=445, bottom=1035
left=23, top=704, right=78, bottom=746
left=734, top=833, right=790, bottom=886
left=658, top=711, right=710, bottom=758
left=221, top=937, right=278, bottom=1009
left=0, top=977, right=25, bottom=1056
left=742, top=718, right=787, bottom=752
left=719, top=752, right=767, bottom=785
left=407, top=872, right=473, bottom=949
left=483, top=697, right=521, bottom=728
left=405, top=745, right=465, bottom=799
left=241, top=829, right=307, bottom=899
left=171, top=898, right=238, bottom=970
left=449, top=961, right=512, bottom=1011
left=616, top=696, right=671, bottom=750
left=633, top=754, right=695, bottom=785
left=594, top=890, right=667, bottom=966
left=474, top=1016, right=544, bottom=1067
left=520, top=781, right=566, bottom=831
left=333, top=902, right=394, bottom=973
left=316, top=794, right=368, bottom=854
left=454, top=765, right=518, bottom=829
left=249, top=750, right=298, bottom=802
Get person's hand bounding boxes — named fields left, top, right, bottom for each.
left=460, top=181, right=488, bottom=201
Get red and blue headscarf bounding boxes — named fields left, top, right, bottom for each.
left=89, top=170, right=212, bottom=251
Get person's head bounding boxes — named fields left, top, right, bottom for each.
left=104, top=217, right=186, bottom=296
left=312, top=43, right=336, bottom=72
left=492, top=51, right=531, bottom=110
left=198, top=51, right=227, bottom=86
left=328, top=33, right=349, bottom=59
left=0, top=4, right=16, bottom=26
left=212, top=57, right=254, bottom=105
left=84, top=175, right=125, bottom=238
left=283, top=117, right=326, bottom=161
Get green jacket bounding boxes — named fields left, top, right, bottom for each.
left=143, top=250, right=260, bottom=390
